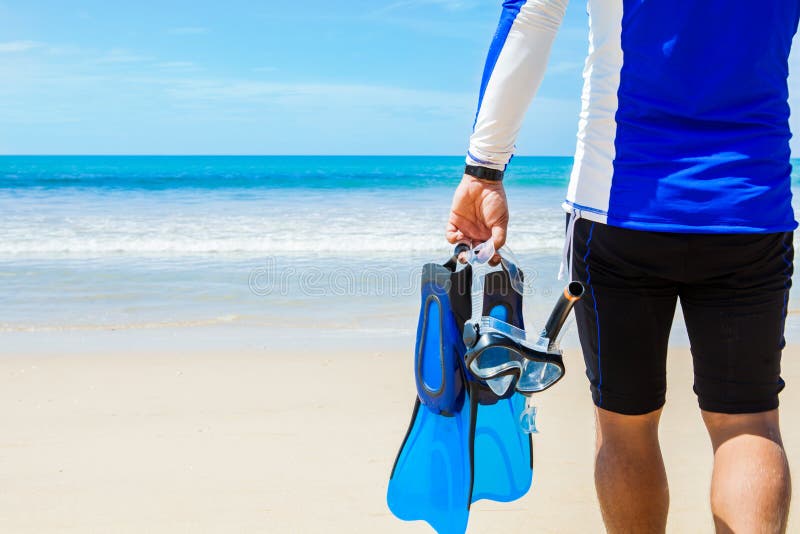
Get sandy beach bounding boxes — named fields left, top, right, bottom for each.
left=0, top=330, right=797, bottom=533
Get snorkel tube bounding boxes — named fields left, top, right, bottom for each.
left=541, top=281, right=585, bottom=350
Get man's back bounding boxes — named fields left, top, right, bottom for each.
left=569, top=0, right=799, bottom=232
left=467, top=0, right=800, bottom=232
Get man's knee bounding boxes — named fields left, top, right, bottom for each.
left=701, top=409, right=783, bottom=450
left=595, top=407, right=662, bottom=449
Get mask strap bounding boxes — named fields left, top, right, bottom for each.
left=468, top=240, right=495, bottom=325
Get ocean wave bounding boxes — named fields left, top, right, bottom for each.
left=0, top=233, right=567, bottom=255
left=0, top=201, right=568, bottom=256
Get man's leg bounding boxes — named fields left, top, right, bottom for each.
left=680, top=231, right=794, bottom=533
left=570, top=219, right=681, bottom=533
left=594, top=407, right=669, bottom=534
left=702, top=410, right=791, bottom=533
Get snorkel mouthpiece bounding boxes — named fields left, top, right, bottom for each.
left=520, top=404, right=539, bottom=434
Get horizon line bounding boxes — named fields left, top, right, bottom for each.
left=0, top=153, right=576, bottom=158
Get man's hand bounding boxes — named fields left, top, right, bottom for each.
left=446, top=174, right=509, bottom=250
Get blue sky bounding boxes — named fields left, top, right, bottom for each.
left=0, top=1, right=798, bottom=156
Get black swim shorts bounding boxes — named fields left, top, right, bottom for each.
left=570, top=218, right=793, bottom=415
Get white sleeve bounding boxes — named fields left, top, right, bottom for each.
left=467, top=0, right=570, bottom=171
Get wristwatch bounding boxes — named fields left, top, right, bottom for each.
left=465, top=164, right=504, bottom=182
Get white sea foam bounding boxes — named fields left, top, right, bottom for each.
left=0, top=188, right=567, bottom=257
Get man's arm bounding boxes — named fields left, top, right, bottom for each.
left=468, top=0, right=570, bottom=171
left=448, top=0, right=569, bottom=249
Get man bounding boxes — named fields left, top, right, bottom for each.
left=446, top=1, right=798, bottom=532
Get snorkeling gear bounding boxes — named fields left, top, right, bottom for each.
left=387, top=242, right=582, bottom=534
left=461, top=240, right=584, bottom=438
left=464, top=279, right=584, bottom=397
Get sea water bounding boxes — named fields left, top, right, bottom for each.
left=1, top=156, right=799, bottom=351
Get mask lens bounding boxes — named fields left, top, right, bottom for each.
left=469, top=345, right=524, bottom=379
left=517, top=360, right=564, bottom=393
left=487, top=375, right=515, bottom=397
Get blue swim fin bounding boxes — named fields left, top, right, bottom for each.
left=387, top=262, right=533, bottom=534
left=387, top=263, right=472, bottom=534
left=470, top=284, right=532, bottom=504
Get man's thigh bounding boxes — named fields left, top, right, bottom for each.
left=571, top=219, right=682, bottom=415
left=680, top=231, right=793, bottom=414
left=571, top=219, right=793, bottom=415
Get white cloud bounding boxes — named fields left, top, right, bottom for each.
left=548, top=60, right=583, bottom=75
left=156, top=61, right=198, bottom=71
left=95, top=48, right=151, bottom=64
left=168, top=27, right=208, bottom=36
left=0, top=40, right=42, bottom=53
left=371, top=0, right=477, bottom=15
left=44, top=44, right=84, bottom=57
left=160, top=78, right=473, bottom=109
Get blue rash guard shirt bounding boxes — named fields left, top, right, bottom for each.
left=467, top=0, right=800, bottom=233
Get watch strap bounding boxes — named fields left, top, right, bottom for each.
left=465, top=164, right=504, bottom=182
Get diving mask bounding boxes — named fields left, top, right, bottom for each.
left=458, top=239, right=584, bottom=397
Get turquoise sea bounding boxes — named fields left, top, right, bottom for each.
left=2, top=156, right=799, bottom=350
